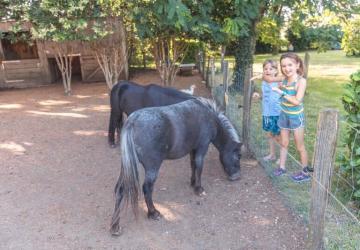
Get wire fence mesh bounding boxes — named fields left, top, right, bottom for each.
left=201, top=58, right=360, bottom=249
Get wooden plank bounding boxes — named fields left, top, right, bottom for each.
left=242, top=67, right=253, bottom=156
left=0, top=40, right=4, bottom=85
left=85, top=66, right=101, bottom=81
left=308, top=109, right=339, bottom=250
left=5, top=72, right=42, bottom=79
left=2, top=59, right=40, bottom=64
left=81, top=62, right=99, bottom=68
left=304, top=52, right=310, bottom=79
left=5, top=68, right=42, bottom=74
left=210, top=58, right=215, bottom=88
left=0, top=63, right=5, bottom=85
left=3, top=60, right=41, bottom=70
left=0, top=40, right=5, bottom=60
left=36, top=40, right=52, bottom=83
left=82, top=64, right=100, bottom=70
left=222, top=60, right=229, bottom=92
left=0, top=21, right=32, bottom=32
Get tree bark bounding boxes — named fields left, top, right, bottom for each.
left=93, top=17, right=128, bottom=89
left=54, top=45, right=73, bottom=96
left=232, top=22, right=257, bottom=93
left=152, top=36, right=188, bottom=86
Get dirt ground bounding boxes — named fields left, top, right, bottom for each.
left=0, top=70, right=307, bottom=250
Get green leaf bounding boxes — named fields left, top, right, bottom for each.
left=167, top=0, right=176, bottom=20
left=354, top=190, right=360, bottom=198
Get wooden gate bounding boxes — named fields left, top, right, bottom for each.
left=1, top=59, right=43, bottom=88
left=80, top=55, right=105, bottom=82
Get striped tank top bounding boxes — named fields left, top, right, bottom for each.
left=280, top=79, right=303, bottom=117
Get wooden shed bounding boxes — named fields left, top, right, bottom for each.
left=0, top=21, right=127, bottom=89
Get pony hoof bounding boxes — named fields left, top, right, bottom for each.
left=148, top=210, right=161, bottom=220
left=228, top=172, right=241, bottom=181
left=110, top=226, right=123, bottom=237
left=109, top=143, right=117, bottom=148
left=194, top=187, right=205, bottom=196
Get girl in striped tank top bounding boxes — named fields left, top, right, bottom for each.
left=264, top=53, right=312, bottom=182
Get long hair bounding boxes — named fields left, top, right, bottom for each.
left=280, top=52, right=304, bottom=76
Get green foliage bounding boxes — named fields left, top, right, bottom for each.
left=256, top=17, right=288, bottom=54
left=287, top=23, right=343, bottom=52
left=29, top=0, right=99, bottom=42
left=341, top=70, right=360, bottom=207
left=182, top=40, right=201, bottom=63
left=342, top=17, right=360, bottom=56
left=0, top=0, right=30, bottom=22
left=133, top=0, right=189, bottom=39
left=132, top=0, right=219, bottom=41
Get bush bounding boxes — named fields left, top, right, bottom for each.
left=341, top=70, right=360, bottom=207
left=342, top=18, right=360, bottom=56
left=286, top=24, right=343, bottom=52
left=182, top=40, right=201, bottom=64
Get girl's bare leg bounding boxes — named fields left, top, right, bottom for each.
left=294, top=127, right=308, bottom=167
left=264, top=133, right=276, bottom=160
left=279, top=129, right=290, bottom=169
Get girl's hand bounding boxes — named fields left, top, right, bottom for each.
left=272, top=87, right=282, bottom=94
left=250, top=74, right=262, bottom=81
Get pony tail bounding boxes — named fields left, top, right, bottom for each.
left=119, top=123, right=141, bottom=217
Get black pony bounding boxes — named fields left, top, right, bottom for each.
left=108, top=80, right=194, bottom=147
left=110, top=98, right=242, bottom=235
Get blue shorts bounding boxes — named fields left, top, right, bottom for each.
left=262, top=116, right=280, bottom=136
left=278, top=112, right=305, bottom=130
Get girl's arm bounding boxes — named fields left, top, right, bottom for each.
left=263, top=75, right=284, bottom=83
left=274, top=78, right=306, bottom=105
left=250, top=74, right=262, bottom=81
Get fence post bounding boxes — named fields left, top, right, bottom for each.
left=242, top=68, right=252, bottom=155
left=222, top=61, right=229, bottom=110
left=304, top=52, right=310, bottom=79
left=221, top=45, right=226, bottom=72
left=223, top=61, right=229, bottom=92
left=210, top=57, right=215, bottom=88
left=308, top=109, right=339, bottom=250
left=202, top=52, right=206, bottom=80
left=205, top=57, right=211, bottom=86
left=197, top=51, right=202, bottom=75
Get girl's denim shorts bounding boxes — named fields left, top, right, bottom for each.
left=278, top=112, right=305, bottom=130
left=262, top=115, right=280, bottom=136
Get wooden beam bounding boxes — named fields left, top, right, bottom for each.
left=36, top=40, right=52, bottom=83
left=0, top=40, right=5, bottom=85
left=308, top=109, right=339, bottom=250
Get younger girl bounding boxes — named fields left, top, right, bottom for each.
left=264, top=53, right=312, bottom=182
left=251, top=60, right=281, bottom=162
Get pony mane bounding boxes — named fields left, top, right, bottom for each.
left=195, top=97, right=221, bottom=113
left=195, top=97, right=240, bottom=143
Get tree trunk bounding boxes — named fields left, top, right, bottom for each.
left=54, top=47, right=73, bottom=96
left=152, top=37, right=188, bottom=86
left=232, top=22, right=256, bottom=93
left=142, top=48, right=147, bottom=69
left=94, top=17, right=128, bottom=89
